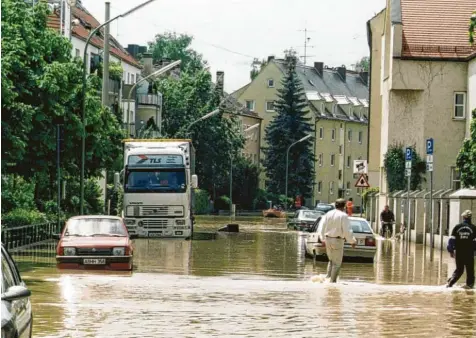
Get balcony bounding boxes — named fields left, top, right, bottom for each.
left=137, top=93, right=161, bottom=106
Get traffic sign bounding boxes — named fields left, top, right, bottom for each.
left=426, top=155, right=433, bottom=163
left=353, top=160, right=368, bottom=174
left=426, top=138, right=434, bottom=155
left=405, top=168, right=411, bottom=177
left=405, top=147, right=412, bottom=161
left=354, top=174, right=370, bottom=188
left=405, top=161, right=412, bottom=169
left=426, top=163, right=433, bottom=172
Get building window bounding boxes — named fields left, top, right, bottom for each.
left=330, top=154, right=335, bottom=166
left=127, top=73, right=130, bottom=84
left=266, top=101, right=275, bottom=112
left=267, top=79, right=275, bottom=88
left=317, top=181, right=322, bottom=194
left=329, top=181, right=334, bottom=195
left=348, top=129, right=352, bottom=142
left=338, top=170, right=342, bottom=180
left=451, top=167, right=461, bottom=190
left=347, top=155, right=351, bottom=168
left=245, top=100, right=255, bottom=112
left=346, top=182, right=351, bottom=195
left=319, top=127, right=324, bottom=139
left=318, top=153, right=323, bottom=166
left=331, top=128, right=336, bottom=141
left=454, top=92, right=466, bottom=119
left=131, top=74, right=135, bottom=83
left=75, top=48, right=80, bottom=58
left=358, top=131, right=363, bottom=144
left=339, top=145, right=342, bottom=155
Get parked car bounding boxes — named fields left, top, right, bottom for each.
left=288, top=210, right=325, bottom=232
left=1, top=243, right=33, bottom=338
left=54, top=216, right=138, bottom=271
left=304, top=216, right=377, bottom=262
left=315, top=203, right=335, bottom=214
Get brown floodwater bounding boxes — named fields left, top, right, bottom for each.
left=12, top=216, right=476, bottom=337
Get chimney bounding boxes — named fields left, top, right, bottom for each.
left=337, top=65, right=346, bottom=82
left=142, top=52, right=153, bottom=76
left=216, top=71, right=224, bottom=97
left=360, top=71, right=369, bottom=86
left=314, top=62, right=324, bottom=76
left=267, top=55, right=275, bottom=63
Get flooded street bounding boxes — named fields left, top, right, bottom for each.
left=13, top=217, right=476, bottom=337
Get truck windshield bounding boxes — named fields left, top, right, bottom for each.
left=125, top=169, right=186, bottom=193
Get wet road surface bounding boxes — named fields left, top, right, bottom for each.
left=12, top=216, right=476, bottom=337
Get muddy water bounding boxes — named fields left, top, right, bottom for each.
left=13, top=216, right=476, bottom=337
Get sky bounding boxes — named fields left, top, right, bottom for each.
left=81, top=0, right=386, bottom=92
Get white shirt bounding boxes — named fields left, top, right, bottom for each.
left=319, top=209, right=356, bottom=243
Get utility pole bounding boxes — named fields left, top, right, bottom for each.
left=101, top=2, right=111, bottom=105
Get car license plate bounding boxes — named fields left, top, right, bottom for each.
left=83, top=259, right=105, bottom=265
left=358, top=239, right=365, bottom=246
left=149, top=232, right=163, bottom=237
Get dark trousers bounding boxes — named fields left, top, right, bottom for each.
left=447, top=252, right=475, bottom=287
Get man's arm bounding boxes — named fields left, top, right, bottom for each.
left=318, top=215, right=327, bottom=239
left=447, top=225, right=458, bottom=257
left=342, top=215, right=356, bottom=244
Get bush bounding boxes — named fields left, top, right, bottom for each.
left=1, top=175, right=36, bottom=213
left=62, top=178, right=104, bottom=215
left=252, top=189, right=270, bottom=210
left=194, top=189, right=210, bottom=215
left=2, top=208, right=48, bottom=228
left=215, top=195, right=231, bottom=210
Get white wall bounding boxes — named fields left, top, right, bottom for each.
left=468, top=58, right=476, bottom=138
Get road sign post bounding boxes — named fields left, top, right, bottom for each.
left=426, top=138, right=434, bottom=260
left=354, top=172, right=370, bottom=219
left=405, top=147, right=412, bottom=254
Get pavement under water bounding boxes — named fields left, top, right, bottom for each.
left=13, top=216, right=476, bottom=337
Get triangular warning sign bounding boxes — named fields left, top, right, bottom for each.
left=355, top=174, right=370, bottom=188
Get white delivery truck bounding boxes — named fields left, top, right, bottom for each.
left=121, top=139, right=198, bottom=239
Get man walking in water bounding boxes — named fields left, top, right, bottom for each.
left=319, top=198, right=356, bottom=283
left=446, top=210, right=476, bottom=289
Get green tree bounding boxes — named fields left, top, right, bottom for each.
left=456, top=109, right=476, bottom=188
left=156, top=69, right=245, bottom=197
left=148, top=32, right=206, bottom=74
left=383, top=143, right=426, bottom=192
left=250, top=58, right=268, bottom=81
left=355, top=56, right=370, bottom=72
left=1, top=0, right=123, bottom=211
left=470, top=11, right=476, bottom=44
left=263, top=50, right=314, bottom=198
left=228, top=156, right=261, bottom=209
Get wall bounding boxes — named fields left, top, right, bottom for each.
left=468, top=57, right=476, bottom=137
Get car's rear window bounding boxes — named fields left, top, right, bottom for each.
left=301, top=211, right=323, bottom=219
left=350, top=220, right=373, bottom=234
left=65, top=218, right=127, bottom=237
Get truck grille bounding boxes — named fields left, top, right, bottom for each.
left=126, top=205, right=184, bottom=217
left=141, top=219, right=170, bottom=229
left=76, top=248, right=112, bottom=256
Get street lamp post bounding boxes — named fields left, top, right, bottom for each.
left=126, top=60, right=181, bottom=136
left=285, top=134, right=312, bottom=210
left=79, top=0, right=156, bottom=215
left=229, top=123, right=260, bottom=216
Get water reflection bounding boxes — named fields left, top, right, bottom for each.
left=9, top=217, right=476, bottom=337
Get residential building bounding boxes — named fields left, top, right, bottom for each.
left=232, top=57, right=369, bottom=206
left=216, top=72, right=263, bottom=167
left=367, top=0, right=476, bottom=204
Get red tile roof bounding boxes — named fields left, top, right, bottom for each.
left=400, top=0, right=476, bottom=59
left=47, top=7, right=141, bottom=68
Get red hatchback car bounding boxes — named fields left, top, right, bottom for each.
left=54, top=216, right=137, bottom=271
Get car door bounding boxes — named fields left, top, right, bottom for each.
left=306, top=216, right=323, bottom=245
left=2, top=247, right=32, bottom=338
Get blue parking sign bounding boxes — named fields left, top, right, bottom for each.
left=405, top=147, right=412, bottom=161
left=426, top=138, right=434, bottom=155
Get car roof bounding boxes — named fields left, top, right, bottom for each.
left=67, top=215, right=123, bottom=220
left=348, top=217, right=369, bottom=222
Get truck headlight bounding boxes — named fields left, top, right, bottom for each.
left=175, top=219, right=185, bottom=225
left=112, top=247, right=125, bottom=256
left=63, top=247, right=76, bottom=256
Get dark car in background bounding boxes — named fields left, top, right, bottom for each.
left=1, top=244, right=33, bottom=338
left=315, top=203, right=335, bottom=214
left=288, top=210, right=325, bottom=232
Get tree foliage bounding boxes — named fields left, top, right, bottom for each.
left=250, top=58, right=268, bottom=80
left=355, top=56, right=370, bottom=72
left=470, top=11, right=476, bottom=45
left=1, top=0, right=123, bottom=212
left=148, top=32, right=206, bottom=74
left=456, top=109, right=476, bottom=188
left=228, top=156, right=261, bottom=209
left=155, top=68, right=245, bottom=197
left=383, top=143, right=426, bottom=192
left=263, top=50, right=314, bottom=198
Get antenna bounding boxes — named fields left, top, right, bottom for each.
left=297, top=26, right=316, bottom=66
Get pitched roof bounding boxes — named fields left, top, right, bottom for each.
left=46, top=6, right=141, bottom=68
left=399, top=0, right=476, bottom=59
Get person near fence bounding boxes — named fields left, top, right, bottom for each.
left=380, top=205, right=395, bottom=237
left=319, top=198, right=356, bottom=283
left=446, top=210, right=476, bottom=289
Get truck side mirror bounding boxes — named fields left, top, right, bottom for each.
left=191, top=174, right=198, bottom=189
